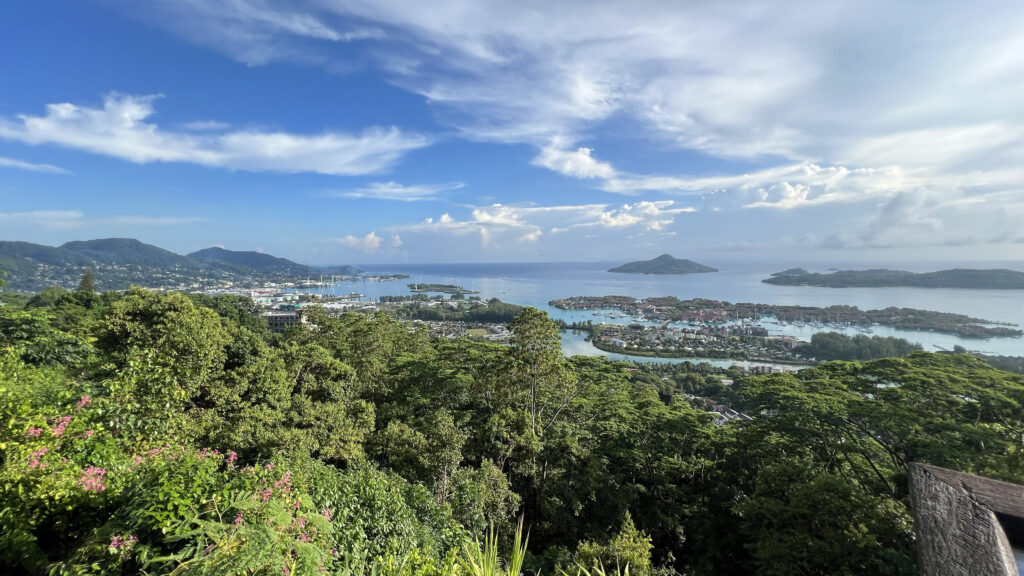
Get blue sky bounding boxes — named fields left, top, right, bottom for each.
left=1, top=1, right=1023, bottom=265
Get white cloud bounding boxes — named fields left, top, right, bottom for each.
left=111, top=0, right=384, bottom=66
left=333, top=181, right=463, bottom=201
left=392, top=200, right=692, bottom=246
left=334, top=231, right=383, bottom=252
left=0, top=210, right=207, bottom=229
left=116, top=3, right=1024, bottom=224
left=0, top=93, right=429, bottom=176
left=533, top=138, right=616, bottom=180
left=0, top=156, right=70, bottom=174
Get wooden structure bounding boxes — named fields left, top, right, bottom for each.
left=909, top=463, right=1024, bottom=575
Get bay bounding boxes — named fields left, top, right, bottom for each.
left=330, top=261, right=1024, bottom=358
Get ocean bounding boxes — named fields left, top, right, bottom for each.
left=319, top=261, right=1024, bottom=360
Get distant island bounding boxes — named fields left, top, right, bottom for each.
left=609, top=254, right=718, bottom=275
left=762, top=268, right=1024, bottom=289
left=408, top=283, right=479, bottom=295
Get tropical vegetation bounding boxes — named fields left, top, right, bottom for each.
left=2, top=272, right=1024, bottom=575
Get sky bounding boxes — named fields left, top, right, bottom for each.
left=1, top=0, right=1023, bottom=265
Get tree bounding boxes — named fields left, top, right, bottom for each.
left=508, top=307, right=567, bottom=440
left=575, top=513, right=655, bottom=576
left=77, top=267, right=96, bottom=294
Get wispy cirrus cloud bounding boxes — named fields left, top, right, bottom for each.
left=0, top=210, right=208, bottom=230
left=104, top=0, right=1024, bottom=247
left=0, top=93, right=430, bottom=176
left=0, top=156, right=70, bottom=174
left=331, top=181, right=464, bottom=201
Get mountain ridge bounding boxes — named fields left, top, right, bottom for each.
left=0, top=238, right=358, bottom=291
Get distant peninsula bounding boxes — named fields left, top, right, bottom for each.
left=762, top=268, right=1024, bottom=289
left=609, top=254, right=718, bottom=275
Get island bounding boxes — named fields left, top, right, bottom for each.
left=762, top=268, right=1024, bottom=289
left=608, top=254, right=718, bottom=275
left=408, top=283, right=479, bottom=295
left=770, top=267, right=810, bottom=277
left=550, top=295, right=1022, bottom=339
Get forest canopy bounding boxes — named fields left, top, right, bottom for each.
left=2, top=281, right=1024, bottom=575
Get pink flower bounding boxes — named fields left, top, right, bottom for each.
left=132, top=455, right=144, bottom=465
left=322, top=508, right=333, bottom=521
left=80, top=430, right=94, bottom=439
left=227, top=451, right=238, bottom=463
left=31, top=447, right=49, bottom=458
left=29, top=459, right=40, bottom=469
left=283, top=568, right=291, bottom=575
left=265, top=462, right=274, bottom=471
left=274, top=472, right=292, bottom=490
left=26, top=427, right=43, bottom=438
left=52, top=416, right=72, bottom=437
left=259, top=488, right=273, bottom=502
left=110, top=534, right=137, bottom=550
left=76, top=395, right=91, bottom=410
left=296, top=517, right=307, bottom=528
left=234, top=512, right=244, bottom=526
left=79, top=466, right=107, bottom=492
left=299, top=531, right=312, bottom=542
left=291, top=500, right=300, bottom=510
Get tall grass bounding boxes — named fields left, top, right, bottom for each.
left=460, top=517, right=528, bottom=576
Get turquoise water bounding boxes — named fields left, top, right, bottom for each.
left=326, top=261, right=1024, bottom=357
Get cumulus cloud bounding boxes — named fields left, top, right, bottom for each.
left=333, top=181, right=463, bottom=201
left=0, top=156, right=70, bottom=174
left=533, top=138, right=616, bottom=180
left=392, top=200, right=693, bottom=246
left=334, top=231, right=383, bottom=252
left=0, top=93, right=429, bottom=176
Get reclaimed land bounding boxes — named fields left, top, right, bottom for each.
left=550, top=295, right=1022, bottom=339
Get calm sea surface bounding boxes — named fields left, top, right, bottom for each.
left=328, top=261, right=1024, bottom=360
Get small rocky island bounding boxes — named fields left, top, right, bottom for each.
left=762, top=268, right=1024, bottom=289
left=609, top=254, right=718, bottom=275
